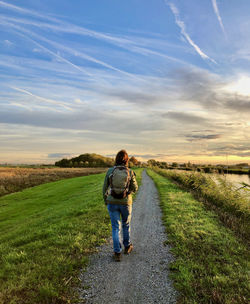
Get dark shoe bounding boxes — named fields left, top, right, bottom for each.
left=124, top=244, right=133, bottom=254
left=113, top=252, right=122, bottom=262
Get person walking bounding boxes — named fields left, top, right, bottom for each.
left=103, top=150, right=138, bottom=262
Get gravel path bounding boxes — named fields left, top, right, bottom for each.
left=78, top=170, right=178, bottom=304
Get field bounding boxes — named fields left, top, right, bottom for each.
left=1, top=167, right=249, bottom=303
left=0, top=167, right=107, bottom=197
left=0, top=168, right=143, bottom=304
left=147, top=169, right=249, bottom=304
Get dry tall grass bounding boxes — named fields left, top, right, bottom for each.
left=0, top=167, right=107, bottom=197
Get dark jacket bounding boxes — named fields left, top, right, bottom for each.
left=102, top=166, right=138, bottom=205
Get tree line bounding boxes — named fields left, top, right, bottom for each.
left=55, top=153, right=141, bottom=168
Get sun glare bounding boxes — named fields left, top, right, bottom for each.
left=225, top=76, right=250, bottom=96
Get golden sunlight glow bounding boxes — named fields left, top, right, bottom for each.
left=225, top=76, right=250, bottom=96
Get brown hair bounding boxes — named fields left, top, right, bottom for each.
left=115, top=150, right=129, bottom=166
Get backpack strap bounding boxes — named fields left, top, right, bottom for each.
left=126, top=169, right=133, bottom=194
left=124, top=167, right=131, bottom=192
left=109, top=166, right=117, bottom=189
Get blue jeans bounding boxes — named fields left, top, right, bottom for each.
left=107, top=204, right=132, bottom=253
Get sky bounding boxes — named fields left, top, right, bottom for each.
left=0, top=0, right=250, bottom=164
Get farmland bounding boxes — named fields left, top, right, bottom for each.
left=0, top=167, right=107, bottom=197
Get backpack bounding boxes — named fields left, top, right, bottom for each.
left=109, top=166, right=131, bottom=199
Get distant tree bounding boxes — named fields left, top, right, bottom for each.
left=161, top=162, right=168, bottom=168
left=236, top=163, right=248, bottom=167
left=129, top=156, right=139, bottom=166
left=147, top=159, right=157, bottom=167
left=55, top=158, right=70, bottom=167
left=55, top=153, right=114, bottom=168
left=128, top=161, right=133, bottom=168
left=172, top=162, right=178, bottom=168
left=73, top=161, right=78, bottom=167
left=204, top=167, right=211, bottom=173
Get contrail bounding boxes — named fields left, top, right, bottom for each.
left=1, top=18, right=144, bottom=82
left=11, top=87, right=73, bottom=111
left=26, top=37, right=94, bottom=78
left=0, top=19, right=94, bottom=77
left=211, top=0, right=226, bottom=35
left=40, top=39, right=146, bottom=81
left=0, top=1, right=191, bottom=68
left=0, top=0, right=59, bottom=23
left=167, top=1, right=216, bottom=64
left=2, top=15, right=189, bottom=67
left=0, top=0, right=128, bottom=44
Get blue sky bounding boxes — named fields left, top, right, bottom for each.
left=0, top=0, right=250, bottom=164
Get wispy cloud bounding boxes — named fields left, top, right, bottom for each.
left=162, top=111, right=210, bottom=125
left=167, top=2, right=216, bottom=64
left=0, top=18, right=145, bottom=82
left=1, top=0, right=249, bottom=163
left=45, top=39, right=142, bottom=80
left=185, top=134, right=221, bottom=142
left=0, top=4, right=190, bottom=67
left=211, top=0, right=226, bottom=35
left=11, top=87, right=73, bottom=111
left=48, top=153, right=73, bottom=159
left=0, top=0, right=146, bottom=50
left=0, top=0, right=60, bottom=23
left=0, top=19, right=94, bottom=77
left=171, top=68, right=250, bottom=114
left=3, top=39, right=13, bottom=47
left=9, top=102, right=31, bottom=111
left=29, top=39, right=95, bottom=78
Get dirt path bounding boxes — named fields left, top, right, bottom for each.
left=78, top=170, right=177, bottom=304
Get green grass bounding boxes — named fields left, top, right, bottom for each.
left=0, top=168, right=142, bottom=304
left=147, top=169, right=249, bottom=304
left=152, top=167, right=250, bottom=244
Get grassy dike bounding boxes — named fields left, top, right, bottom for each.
left=152, top=167, right=250, bottom=244
left=0, top=169, right=142, bottom=304
left=147, top=169, right=249, bottom=304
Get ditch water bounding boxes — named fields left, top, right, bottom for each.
left=177, top=169, right=250, bottom=191
left=211, top=173, right=250, bottom=197
left=218, top=173, right=250, bottom=188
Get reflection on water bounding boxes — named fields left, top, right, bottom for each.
left=212, top=173, right=250, bottom=198
left=177, top=169, right=250, bottom=196
left=177, top=170, right=250, bottom=187
left=214, top=173, right=250, bottom=188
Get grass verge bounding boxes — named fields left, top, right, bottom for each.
left=147, top=169, right=249, bottom=304
left=0, top=168, right=142, bottom=304
left=152, top=167, right=250, bottom=244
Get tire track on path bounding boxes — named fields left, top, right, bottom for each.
left=78, top=170, right=177, bottom=303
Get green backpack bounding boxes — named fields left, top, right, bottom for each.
left=109, top=166, right=131, bottom=199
